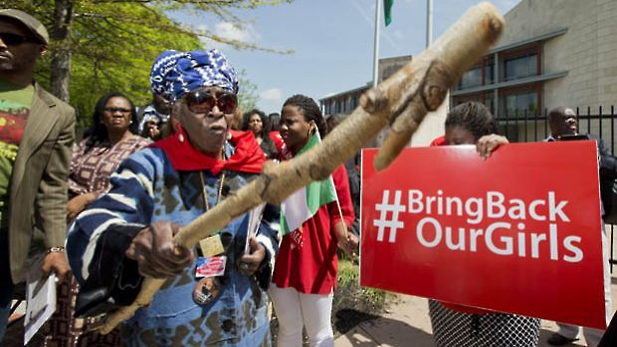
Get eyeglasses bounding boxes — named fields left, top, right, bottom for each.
left=183, top=89, right=237, bottom=115
left=0, top=33, right=35, bottom=46
left=104, top=107, right=132, bottom=114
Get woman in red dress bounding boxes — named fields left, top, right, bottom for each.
left=270, top=94, right=357, bottom=347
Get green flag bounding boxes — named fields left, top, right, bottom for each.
left=384, top=0, right=394, bottom=26
left=280, top=133, right=337, bottom=235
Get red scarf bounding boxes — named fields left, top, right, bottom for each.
left=151, top=126, right=265, bottom=174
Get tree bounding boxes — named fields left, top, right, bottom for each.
left=0, top=0, right=291, bottom=126
left=237, top=69, right=259, bottom=113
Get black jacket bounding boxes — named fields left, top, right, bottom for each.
left=588, top=134, right=617, bottom=217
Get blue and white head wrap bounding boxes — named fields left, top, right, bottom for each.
left=150, top=49, right=239, bottom=102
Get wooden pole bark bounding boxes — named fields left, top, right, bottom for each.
left=98, top=2, right=504, bottom=334
left=50, top=0, right=73, bottom=102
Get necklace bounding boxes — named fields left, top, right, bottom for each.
left=199, top=171, right=225, bottom=211
left=198, top=148, right=227, bottom=211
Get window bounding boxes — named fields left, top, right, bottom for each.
left=458, top=67, right=482, bottom=89
left=452, top=91, right=495, bottom=115
left=485, top=62, right=495, bottom=85
left=504, top=53, right=538, bottom=81
left=484, top=92, right=495, bottom=115
left=504, top=91, right=538, bottom=117
left=456, top=56, right=495, bottom=90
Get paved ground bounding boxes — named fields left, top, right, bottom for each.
left=7, top=233, right=617, bottom=346
left=334, top=277, right=617, bottom=346
left=5, top=279, right=616, bottom=346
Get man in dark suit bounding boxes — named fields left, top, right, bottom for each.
left=546, top=106, right=614, bottom=347
left=0, top=9, right=75, bottom=342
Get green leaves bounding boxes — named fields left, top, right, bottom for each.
left=237, top=69, right=259, bottom=112
left=2, top=0, right=289, bottom=126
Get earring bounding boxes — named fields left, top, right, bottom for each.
left=309, top=125, right=316, bottom=136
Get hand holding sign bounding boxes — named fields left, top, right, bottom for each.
left=476, top=134, right=508, bottom=160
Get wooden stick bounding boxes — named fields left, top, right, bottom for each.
left=98, top=2, right=504, bottom=334
left=372, top=3, right=505, bottom=170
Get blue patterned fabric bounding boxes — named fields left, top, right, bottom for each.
left=66, top=144, right=279, bottom=346
left=150, top=49, right=239, bottom=101
left=137, top=104, right=170, bottom=134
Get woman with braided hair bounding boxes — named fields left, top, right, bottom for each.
left=429, top=101, right=541, bottom=347
left=270, top=94, right=358, bottom=347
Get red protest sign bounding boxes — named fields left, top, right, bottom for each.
left=360, top=141, right=607, bottom=329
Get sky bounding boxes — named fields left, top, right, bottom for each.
left=178, top=0, right=521, bottom=114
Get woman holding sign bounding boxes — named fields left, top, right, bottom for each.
left=429, top=102, right=541, bottom=347
left=270, top=94, right=357, bottom=347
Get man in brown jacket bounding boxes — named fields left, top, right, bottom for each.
left=0, top=9, right=75, bottom=342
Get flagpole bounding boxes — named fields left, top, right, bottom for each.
left=327, top=157, right=351, bottom=254
left=372, top=0, right=381, bottom=88
left=426, top=0, right=433, bottom=47
left=329, top=174, right=345, bottom=226
left=315, top=131, right=346, bottom=226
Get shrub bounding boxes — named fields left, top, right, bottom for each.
left=332, top=257, right=393, bottom=335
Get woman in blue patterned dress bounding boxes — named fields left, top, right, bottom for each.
left=66, top=49, right=279, bottom=346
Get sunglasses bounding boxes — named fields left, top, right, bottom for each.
left=183, top=89, right=237, bottom=115
left=0, top=32, right=36, bottom=46
left=104, top=107, right=132, bottom=114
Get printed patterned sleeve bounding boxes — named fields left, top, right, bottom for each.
left=328, top=165, right=356, bottom=229
left=254, top=203, right=280, bottom=289
left=68, top=139, right=85, bottom=176
left=66, top=150, right=160, bottom=314
left=67, top=138, right=91, bottom=196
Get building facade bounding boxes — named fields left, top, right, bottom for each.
left=320, top=0, right=617, bottom=145
left=320, top=55, right=412, bottom=117
left=452, top=0, right=617, bottom=142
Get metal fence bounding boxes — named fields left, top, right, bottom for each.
left=495, top=106, right=617, bottom=271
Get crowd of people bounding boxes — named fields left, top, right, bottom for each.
left=0, top=8, right=614, bottom=347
